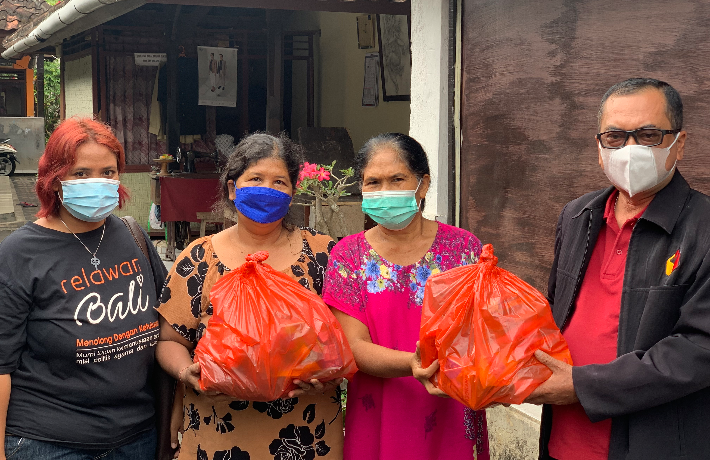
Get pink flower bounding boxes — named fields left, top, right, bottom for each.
left=317, top=168, right=331, bottom=181
left=300, top=162, right=319, bottom=180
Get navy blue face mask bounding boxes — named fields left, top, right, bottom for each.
left=233, top=186, right=292, bottom=224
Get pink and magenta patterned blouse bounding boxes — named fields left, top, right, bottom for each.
left=322, top=222, right=489, bottom=460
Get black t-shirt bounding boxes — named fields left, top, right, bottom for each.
left=0, top=215, right=168, bottom=448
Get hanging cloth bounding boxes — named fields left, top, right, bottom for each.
left=149, top=64, right=165, bottom=140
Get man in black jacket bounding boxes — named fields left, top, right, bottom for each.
left=526, top=78, right=710, bottom=460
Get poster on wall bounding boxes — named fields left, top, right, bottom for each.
left=362, top=53, right=380, bottom=107
left=377, top=14, right=411, bottom=101
left=197, top=46, right=238, bottom=107
left=357, top=14, right=375, bottom=49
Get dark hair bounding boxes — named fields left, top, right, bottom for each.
left=215, top=132, right=304, bottom=228
left=355, top=133, right=430, bottom=182
left=598, top=78, right=683, bottom=130
left=355, top=133, right=430, bottom=210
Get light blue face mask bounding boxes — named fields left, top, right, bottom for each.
left=60, top=178, right=120, bottom=222
left=361, top=180, right=422, bottom=231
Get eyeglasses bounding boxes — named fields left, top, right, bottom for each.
left=596, top=128, right=681, bottom=149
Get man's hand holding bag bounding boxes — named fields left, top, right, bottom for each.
left=419, top=244, right=572, bottom=410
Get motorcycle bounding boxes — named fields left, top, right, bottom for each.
left=0, top=138, right=19, bottom=176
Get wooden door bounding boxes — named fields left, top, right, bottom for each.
left=459, top=0, right=710, bottom=291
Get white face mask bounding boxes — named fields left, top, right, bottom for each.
left=599, top=134, right=679, bottom=197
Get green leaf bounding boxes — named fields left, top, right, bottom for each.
left=35, top=57, right=61, bottom=141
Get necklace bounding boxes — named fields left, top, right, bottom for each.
left=59, top=217, right=106, bottom=270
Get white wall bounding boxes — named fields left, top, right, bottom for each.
left=486, top=405, right=541, bottom=460
left=286, top=5, right=447, bottom=220
left=410, top=4, right=544, bottom=456
left=410, top=0, right=451, bottom=223
left=64, top=55, right=94, bottom=118
left=287, top=11, right=410, bottom=154
left=113, top=172, right=153, bottom=231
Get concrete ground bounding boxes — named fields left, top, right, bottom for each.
left=12, top=174, right=40, bottom=221
left=487, top=405, right=541, bottom=460
left=0, top=177, right=13, bottom=217
left=0, top=174, right=34, bottom=240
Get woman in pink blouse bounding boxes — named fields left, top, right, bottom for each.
left=322, top=133, right=489, bottom=460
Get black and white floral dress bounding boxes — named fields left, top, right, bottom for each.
left=157, top=228, right=343, bottom=460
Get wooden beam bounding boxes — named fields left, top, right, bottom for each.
left=145, top=0, right=410, bottom=15
left=192, top=28, right=268, bottom=35
left=36, top=54, right=45, bottom=118
left=59, top=55, right=65, bottom=120
left=105, top=13, right=262, bottom=31
left=307, top=33, right=314, bottom=127
left=124, top=165, right=152, bottom=173
left=24, top=67, right=32, bottom=116
left=266, top=11, right=285, bottom=133
left=166, top=6, right=181, bottom=160
left=62, top=48, right=93, bottom=62
left=240, top=31, right=250, bottom=136
left=91, top=29, right=99, bottom=117
left=98, top=27, right=107, bottom=122
left=100, top=25, right=160, bottom=32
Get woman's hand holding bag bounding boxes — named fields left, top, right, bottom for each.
left=194, top=252, right=357, bottom=401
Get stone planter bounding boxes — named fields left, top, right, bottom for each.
left=308, top=198, right=364, bottom=239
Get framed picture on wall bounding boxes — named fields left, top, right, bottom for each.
left=357, top=14, right=375, bottom=49
left=377, top=14, right=411, bottom=102
left=197, top=46, right=239, bottom=107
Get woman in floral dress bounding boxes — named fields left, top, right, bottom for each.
left=322, top=133, right=490, bottom=460
left=156, top=133, right=344, bottom=460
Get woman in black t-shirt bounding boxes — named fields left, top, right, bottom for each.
left=0, top=118, right=167, bottom=460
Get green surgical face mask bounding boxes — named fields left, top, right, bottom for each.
left=361, top=180, right=422, bottom=231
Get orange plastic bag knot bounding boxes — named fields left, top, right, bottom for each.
left=479, top=244, right=498, bottom=265
left=246, top=251, right=270, bottom=263
left=236, top=252, right=270, bottom=275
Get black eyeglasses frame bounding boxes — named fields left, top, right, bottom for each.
left=596, top=128, right=681, bottom=149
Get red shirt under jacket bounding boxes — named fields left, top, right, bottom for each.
left=548, top=191, right=646, bottom=460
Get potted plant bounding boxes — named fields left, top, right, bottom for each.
left=295, top=161, right=356, bottom=238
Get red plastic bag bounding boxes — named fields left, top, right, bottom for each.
left=419, top=244, right=572, bottom=410
left=194, top=251, right=357, bottom=401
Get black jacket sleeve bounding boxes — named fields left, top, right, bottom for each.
left=574, top=247, right=710, bottom=422
left=547, top=202, right=568, bottom=327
